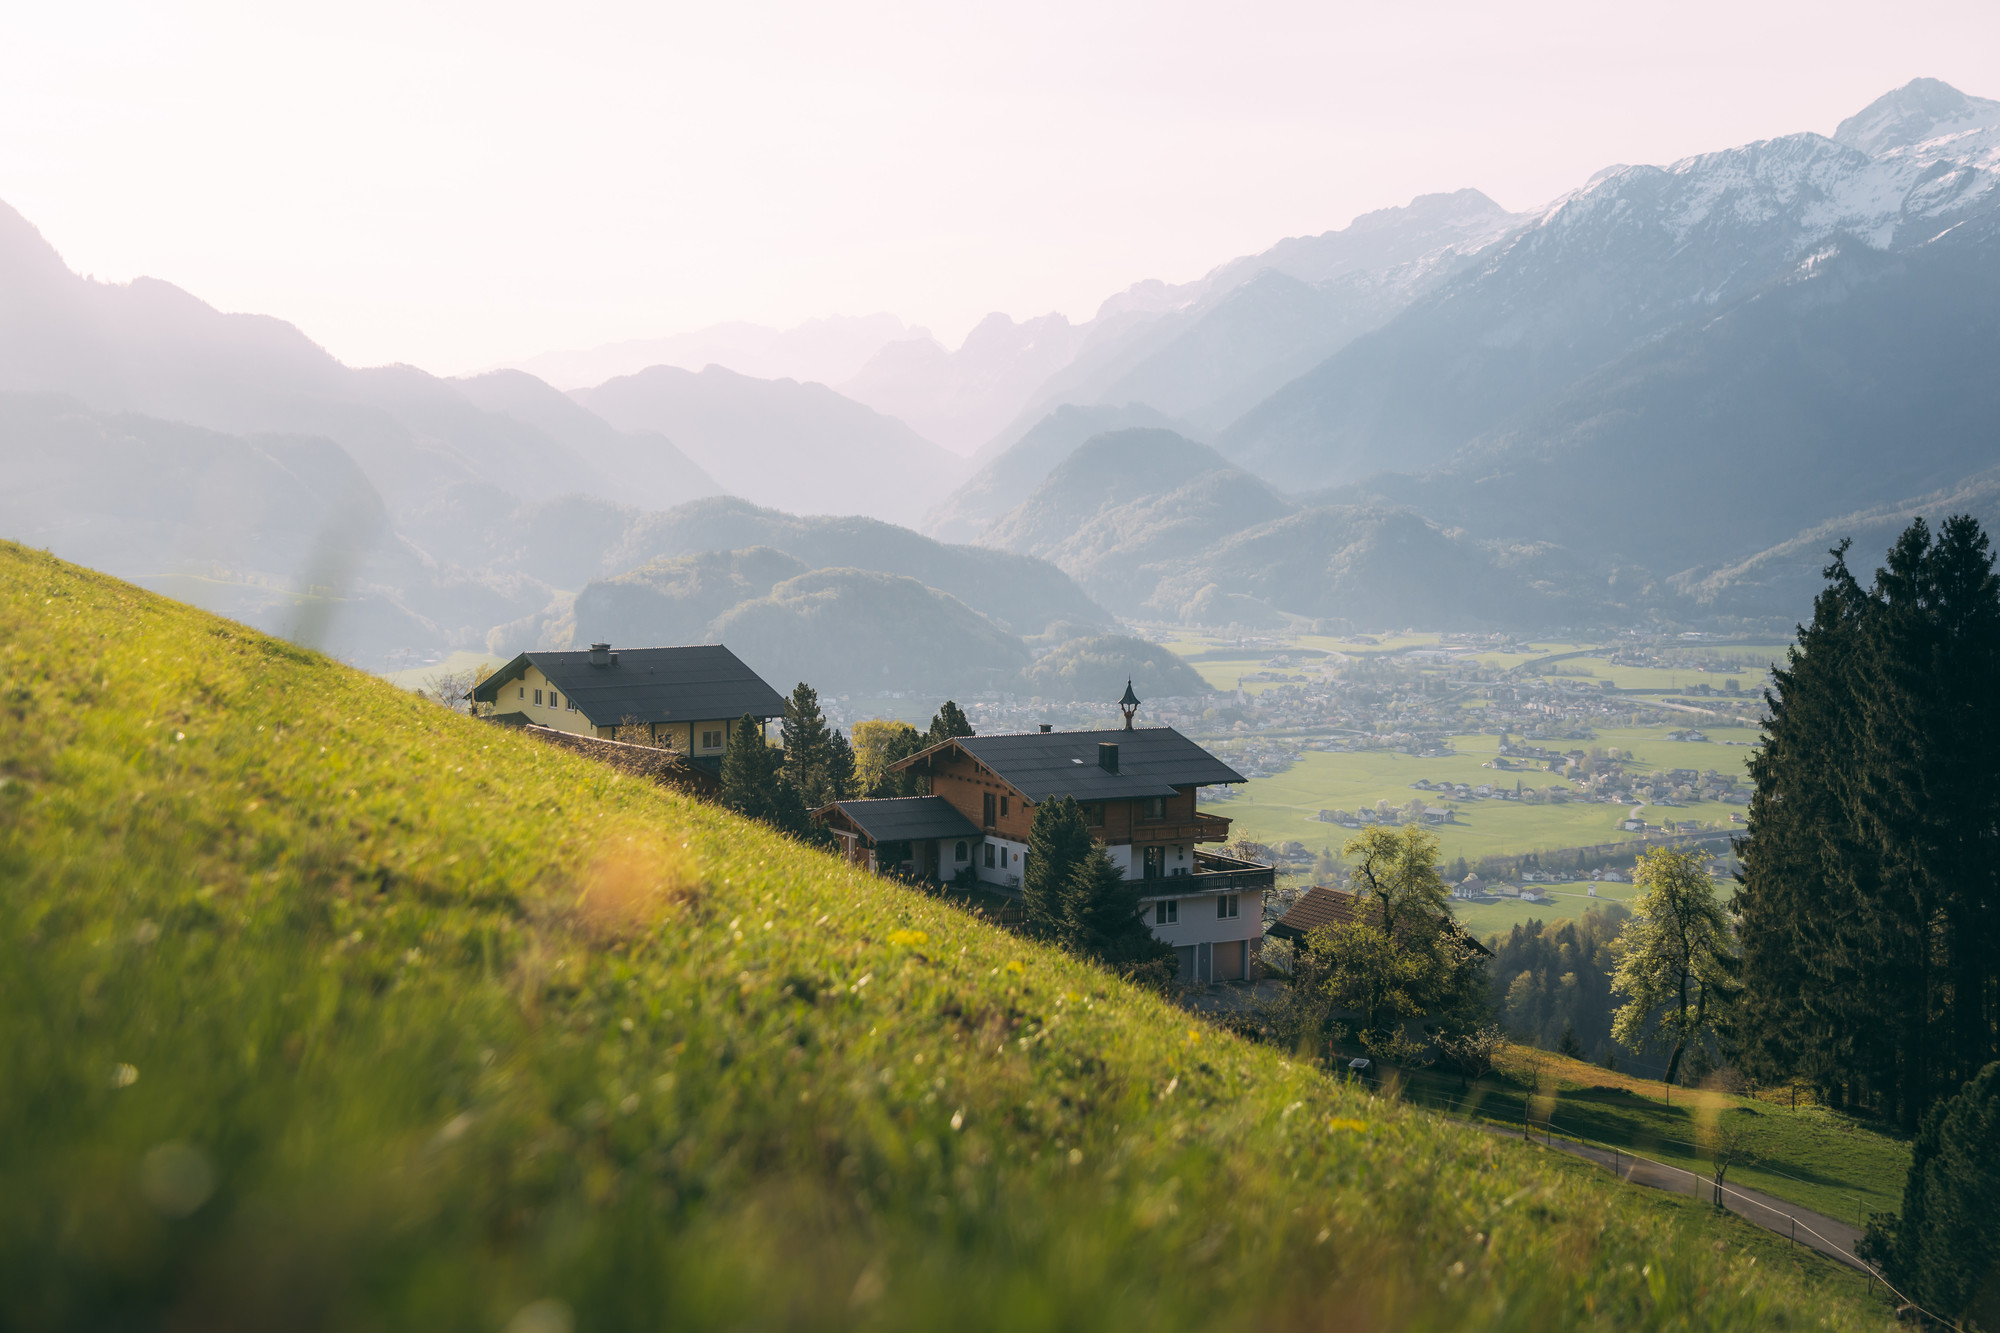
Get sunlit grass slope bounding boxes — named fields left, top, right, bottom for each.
left=0, top=543, right=1880, bottom=1331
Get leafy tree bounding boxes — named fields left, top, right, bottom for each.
left=1610, top=846, right=1735, bottom=1086
left=1302, top=824, right=1488, bottom=1046
left=781, top=682, right=834, bottom=805
left=926, top=700, right=974, bottom=746
left=1863, top=1061, right=2000, bottom=1328
left=852, top=720, right=923, bottom=797
left=1435, top=1024, right=1505, bottom=1085
left=1023, top=796, right=1090, bottom=938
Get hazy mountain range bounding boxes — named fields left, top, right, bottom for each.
left=8, top=77, right=2000, bottom=669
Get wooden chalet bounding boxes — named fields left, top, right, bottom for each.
left=814, top=684, right=1275, bottom=982
left=470, top=642, right=785, bottom=781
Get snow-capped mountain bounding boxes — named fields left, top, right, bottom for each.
left=1222, top=79, right=2000, bottom=490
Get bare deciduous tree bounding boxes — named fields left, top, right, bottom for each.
left=417, top=668, right=478, bottom=714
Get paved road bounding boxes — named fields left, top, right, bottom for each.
left=1486, top=1124, right=1869, bottom=1272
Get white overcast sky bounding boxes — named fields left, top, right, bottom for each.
left=2, top=1, right=1996, bottom=374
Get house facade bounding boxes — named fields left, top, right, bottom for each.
left=469, top=642, right=786, bottom=776
left=815, top=706, right=1274, bottom=982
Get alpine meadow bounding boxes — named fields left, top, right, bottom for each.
left=8, top=14, right=2000, bottom=1330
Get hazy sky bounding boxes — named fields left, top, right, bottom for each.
left=3, top=1, right=1996, bottom=374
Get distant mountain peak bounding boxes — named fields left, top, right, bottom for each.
left=1834, top=77, right=2000, bottom=156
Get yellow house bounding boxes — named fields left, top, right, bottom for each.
left=471, top=642, right=786, bottom=770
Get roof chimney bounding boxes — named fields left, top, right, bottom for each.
left=1039, top=723, right=1052, bottom=733
left=589, top=642, right=610, bottom=666
left=1098, top=742, right=1118, bottom=773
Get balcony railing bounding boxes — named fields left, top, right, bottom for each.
left=1190, top=850, right=1276, bottom=892
left=1130, top=811, right=1233, bottom=843
left=1129, top=850, right=1275, bottom=897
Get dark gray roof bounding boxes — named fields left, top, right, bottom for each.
left=471, top=644, right=785, bottom=726
left=826, top=796, right=982, bottom=844
left=920, top=727, right=1245, bottom=802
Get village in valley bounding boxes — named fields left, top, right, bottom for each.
left=456, top=622, right=1769, bottom=991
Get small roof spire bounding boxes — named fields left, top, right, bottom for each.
left=1119, top=678, right=1140, bottom=729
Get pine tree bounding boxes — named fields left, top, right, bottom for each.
left=1557, top=1023, right=1583, bottom=1060
left=1059, top=842, right=1158, bottom=961
left=926, top=700, right=974, bottom=746
left=1863, top=1061, right=2000, bottom=1328
left=781, top=682, right=834, bottom=806
left=1739, top=518, right=2000, bottom=1127
left=1611, top=846, right=1736, bottom=1086
left=1023, top=796, right=1090, bottom=938
left=822, top=728, right=858, bottom=803
left=719, top=714, right=779, bottom=821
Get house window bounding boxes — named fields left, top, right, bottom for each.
left=534, top=689, right=543, bottom=705
left=1084, top=803, right=1104, bottom=826
left=1143, top=796, right=1164, bottom=820
left=549, top=693, right=560, bottom=708
left=1217, top=894, right=1239, bottom=920
left=982, top=792, right=996, bottom=827
left=701, top=729, right=723, bottom=750
left=518, top=687, right=525, bottom=699
left=984, top=844, right=995, bottom=869
left=1154, top=899, right=1178, bottom=925
left=955, top=840, right=968, bottom=862
left=1000, top=796, right=1009, bottom=818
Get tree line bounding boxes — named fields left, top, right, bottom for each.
left=1736, top=516, right=2000, bottom=1131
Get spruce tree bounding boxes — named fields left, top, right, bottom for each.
left=1022, top=796, right=1090, bottom=938
left=1060, top=842, right=1160, bottom=963
left=781, top=681, right=833, bottom=806
left=1863, top=1061, right=2000, bottom=1328
left=719, top=714, right=778, bottom=821
left=822, top=728, right=858, bottom=803
left=1739, top=518, right=2000, bottom=1127
left=926, top=700, right=975, bottom=745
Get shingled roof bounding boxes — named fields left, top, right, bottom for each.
left=471, top=644, right=785, bottom=727
left=819, top=796, right=983, bottom=845
left=896, top=727, right=1246, bottom=802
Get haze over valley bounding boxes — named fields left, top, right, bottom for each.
left=8, top=78, right=2000, bottom=690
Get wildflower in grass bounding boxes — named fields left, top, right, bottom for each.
left=887, top=929, right=929, bottom=948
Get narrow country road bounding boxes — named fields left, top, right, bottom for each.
left=1484, top=1124, right=1870, bottom=1272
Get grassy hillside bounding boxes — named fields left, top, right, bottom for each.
left=0, top=541, right=1885, bottom=1330
left=1383, top=1047, right=1910, bottom=1231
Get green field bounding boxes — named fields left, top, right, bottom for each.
left=1217, top=729, right=1758, bottom=929
left=0, top=542, right=1881, bottom=1330
left=1393, top=1048, right=1910, bottom=1233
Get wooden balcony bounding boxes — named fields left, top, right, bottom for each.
left=1134, top=850, right=1275, bottom=897
left=1190, top=850, right=1275, bottom=893
left=1128, top=811, right=1233, bottom=844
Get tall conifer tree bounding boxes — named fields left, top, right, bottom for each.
left=1023, top=797, right=1090, bottom=938
left=1739, top=517, right=2000, bottom=1127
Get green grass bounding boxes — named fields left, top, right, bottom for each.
left=0, top=543, right=1882, bottom=1330
left=1223, top=732, right=1749, bottom=861
left=1379, top=1048, right=1911, bottom=1234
